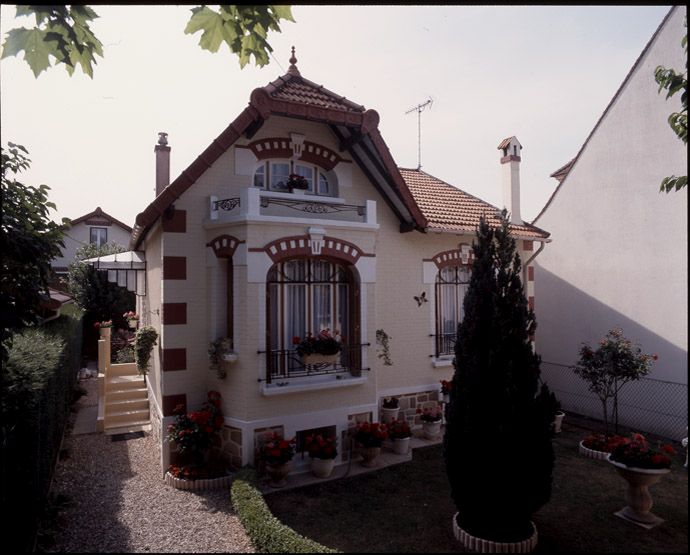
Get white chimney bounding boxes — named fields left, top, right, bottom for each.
left=155, top=132, right=170, bottom=197
left=497, top=136, right=522, bottom=224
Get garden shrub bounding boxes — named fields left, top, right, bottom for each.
left=0, top=307, right=83, bottom=552
left=231, top=467, right=340, bottom=553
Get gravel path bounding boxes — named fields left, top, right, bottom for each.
left=41, top=378, right=254, bottom=553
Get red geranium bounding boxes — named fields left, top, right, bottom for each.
left=258, top=432, right=296, bottom=465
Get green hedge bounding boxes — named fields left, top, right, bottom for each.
left=231, top=467, right=340, bottom=553
left=1, top=307, right=83, bottom=552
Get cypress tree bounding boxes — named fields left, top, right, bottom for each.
left=443, top=213, right=554, bottom=543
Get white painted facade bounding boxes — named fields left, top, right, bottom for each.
left=533, top=6, right=687, bottom=438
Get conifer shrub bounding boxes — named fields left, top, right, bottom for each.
left=443, top=214, right=554, bottom=543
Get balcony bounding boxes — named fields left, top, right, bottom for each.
left=209, top=187, right=377, bottom=228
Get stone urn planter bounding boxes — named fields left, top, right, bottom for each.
left=553, top=411, right=565, bottom=433
left=392, top=437, right=410, bottom=455
left=310, top=457, right=336, bottom=479
left=265, top=462, right=291, bottom=488
left=360, top=446, right=381, bottom=468
left=423, top=420, right=442, bottom=440
left=607, top=456, right=671, bottom=528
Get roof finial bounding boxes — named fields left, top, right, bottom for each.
left=288, top=46, right=300, bottom=75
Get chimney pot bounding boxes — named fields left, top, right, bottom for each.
left=497, top=136, right=522, bottom=224
left=155, top=132, right=171, bottom=197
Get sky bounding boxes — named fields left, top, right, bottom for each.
left=0, top=4, right=675, bottom=228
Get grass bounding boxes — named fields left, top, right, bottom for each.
left=264, top=422, right=688, bottom=553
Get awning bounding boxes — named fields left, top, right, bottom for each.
left=83, top=251, right=146, bottom=295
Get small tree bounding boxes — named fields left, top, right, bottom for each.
left=571, top=328, right=656, bottom=436
left=444, top=213, right=553, bottom=543
left=1, top=142, right=68, bottom=362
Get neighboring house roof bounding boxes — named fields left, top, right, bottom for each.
left=70, top=206, right=133, bottom=233
left=400, top=168, right=550, bottom=240
left=129, top=53, right=428, bottom=249
left=533, top=6, right=677, bottom=225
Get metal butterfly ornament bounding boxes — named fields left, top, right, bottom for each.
left=414, top=291, right=428, bottom=307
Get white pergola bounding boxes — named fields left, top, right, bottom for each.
left=83, top=251, right=146, bottom=295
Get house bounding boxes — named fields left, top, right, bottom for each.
left=532, top=6, right=687, bottom=439
left=111, top=51, right=549, bottom=472
left=52, top=207, right=133, bottom=278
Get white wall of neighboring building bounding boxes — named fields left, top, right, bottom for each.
left=533, top=6, right=687, bottom=439
left=53, top=219, right=132, bottom=271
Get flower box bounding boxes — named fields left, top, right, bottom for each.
left=302, top=352, right=339, bottom=365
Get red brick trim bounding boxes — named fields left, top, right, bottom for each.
left=163, top=256, right=186, bottom=280
left=163, top=394, right=187, bottom=416
left=162, top=209, right=187, bottom=233
left=207, top=234, right=244, bottom=258
left=247, top=137, right=345, bottom=171
left=528, top=296, right=534, bottom=311
left=500, top=155, right=522, bottom=164
left=522, top=240, right=534, bottom=252
left=430, top=244, right=474, bottom=270
left=162, top=303, right=187, bottom=325
left=263, top=235, right=367, bottom=264
left=527, top=266, right=534, bottom=282
left=162, top=348, right=186, bottom=372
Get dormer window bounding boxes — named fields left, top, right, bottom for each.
left=254, top=160, right=334, bottom=196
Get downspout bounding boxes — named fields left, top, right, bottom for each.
left=522, top=239, right=548, bottom=287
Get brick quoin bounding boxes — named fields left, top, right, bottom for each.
left=163, top=394, right=187, bottom=416
left=162, top=348, right=186, bottom=371
left=162, top=208, right=187, bottom=233
left=163, top=303, right=187, bottom=325
left=163, top=256, right=186, bottom=280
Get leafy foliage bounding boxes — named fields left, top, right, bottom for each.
left=654, top=17, right=687, bottom=192
left=1, top=5, right=103, bottom=77
left=1, top=142, right=68, bottom=361
left=571, top=328, right=655, bottom=435
left=443, top=213, right=553, bottom=543
left=67, top=242, right=134, bottom=332
left=2, top=5, right=294, bottom=77
left=134, top=325, right=158, bottom=376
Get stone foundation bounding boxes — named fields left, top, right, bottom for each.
left=382, top=389, right=441, bottom=427
left=221, top=425, right=244, bottom=469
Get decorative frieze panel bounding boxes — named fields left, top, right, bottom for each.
left=263, top=234, right=367, bottom=264
left=429, top=243, right=474, bottom=270
left=245, top=136, right=344, bottom=171
left=207, top=234, right=244, bottom=259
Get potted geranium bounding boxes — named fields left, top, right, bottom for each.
left=305, top=434, right=338, bottom=478
left=579, top=432, right=628, bottom=461
left=388, top=418, right=412, bottom=455
left=165, top=391, right=228, bottom=489
left=293, top=329, right=342, bottom=365
left=440, top=379, right=452, bottom=403
left=94, top=319, right=113, bottom=338
left=258, top=432, right=296, bottom=488
left=287, top=173, right=309, bottom=192
left=353, top=421, right=388, bottom=467
left=381, top=396, right=400, bottom=423
left=123, top=311, right=139, bottom=329
left=418, top=404, right=443, bottom=439
left=607, top=432, right=676, bottom=527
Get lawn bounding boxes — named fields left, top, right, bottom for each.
left=264, top=422, right=688, bottom=553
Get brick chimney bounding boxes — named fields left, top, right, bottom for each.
left=155, top=132, right=170, bottom=197
left=497, top=136, right=522, bottom=224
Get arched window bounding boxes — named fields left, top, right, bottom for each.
left=253, top=160, right=334, bottom=196
left=266, top=258, right=358, bottom=381
left=435, top=265, right=471, bottom=356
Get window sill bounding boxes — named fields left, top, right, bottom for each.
left=261, top=373, right=366, bottom=396
left=432, top=357, right=454, bottom=368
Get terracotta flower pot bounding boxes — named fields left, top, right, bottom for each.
left=360, top=446, right=381, bottom=468
left=265, top=462, right=291, bottom=488
left=607, top=456, right=670, bottom=528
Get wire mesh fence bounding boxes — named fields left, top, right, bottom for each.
left=541, top=361, right=687, bottom=441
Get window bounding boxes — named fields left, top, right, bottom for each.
left=435, top=265, right=471, bottom=356
left=254, top=160, right=333, bottom=196
left=266, top=258, right=358, bottom=381
left=90, top=227, right=108, bottom=247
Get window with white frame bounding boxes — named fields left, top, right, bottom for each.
left=90, top=227, right=108, bottom=247
left=435, top=265, right=471, bottom=357
left=266, top=258, right=357, bottom=380
left=254, top=160, right=333, bottom=196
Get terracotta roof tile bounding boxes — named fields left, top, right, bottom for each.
left=549, top=158, right=575, bottom=182
left=266, top=75, right=365, bottom=113
left=399, top=168, right=550, bottom=240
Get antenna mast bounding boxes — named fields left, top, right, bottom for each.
left=405, top=97, right=433, bottom=170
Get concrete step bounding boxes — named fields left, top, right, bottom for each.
left=108, top=363, right=139, bottom=377
left=106, top=398, right=149, bottom=414
left=104, top=422, right=152, bottom=435
left=107, top=387, right=148, bottom=402
left=106, top=375, right=146, bottom=391
left=105, top=408, right=150, bottom=427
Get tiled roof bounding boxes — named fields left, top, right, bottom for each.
left=399, top=168, right=550, bottom=239
left=266, top=75, right=365, bottom=113
left=70, top=206, right=132, bottom=232
left=497, top=137, right=514, bottom=150
left=549, top=158, right=575, bottom=182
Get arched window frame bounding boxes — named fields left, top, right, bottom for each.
left=253, top=159, right=336, bottom=197
left=434, top=264, right=472, bottom=357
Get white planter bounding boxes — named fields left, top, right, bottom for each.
left=381, top=406, right=400, bottom=424
left=452, top=513, right=538, bottom=553
left=392, top=437, right=410, bottom=455
left=442, top=393, right=450, bottom=404
left=221, top=352, right=238, bottom=363
left=310, top=457, right=335, bottom=478
left=423, top=420, right=442, bottom=439
left=553, top=411, right=565, bottom=434
left=578, top=440, right=611, bottom=460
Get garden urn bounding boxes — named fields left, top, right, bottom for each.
left=423, top=420, right=442, bottom=440
left=360, top=446, right=381, bottom=468
left=392, top=437, right=410, bottom=455
left=265, top=462, right=291, bottom=488
left=311, top=457, right=335, bottom=479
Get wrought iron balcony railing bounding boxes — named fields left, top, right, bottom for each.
left=430, top=333, right=456, bottom=358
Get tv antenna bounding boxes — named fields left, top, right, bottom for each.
left=405, top=97, right=433, bottom=170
